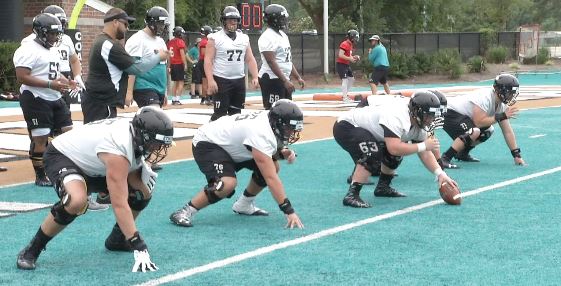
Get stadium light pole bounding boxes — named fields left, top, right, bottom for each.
left=168, top=0, right=175, bottom=39
left=323, top=0, right=329, bottom=81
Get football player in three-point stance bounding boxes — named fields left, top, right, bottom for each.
left=17, top=107, right=174, bottom=272
left=170, top=99, right=304, bottom=229
left=258, top=4, right=305, bottom=110
left=14, top=13, right=76, bottom=187
left=333, top=91, right=458, bottom=208
left=205, top=6, right=259, bottom=121
left=440, top=73, right=526, bottom=167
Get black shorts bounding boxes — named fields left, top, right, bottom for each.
left=258, top=73, right=292, bottom=110
left=443, top=109, right=476, bottom=139
left=192, top=63, right=202, bottom=84
left=193, top=141, right=259, bottom=181
left=197, top=60, right=206, bottom=79
left=370, top=66, right=389, bottom=85
left=81, top=90, right=118, bottom=124
left=333, top=120, right=382, bottom=163
left=44, top=145, right=109, bottom=198
left=19, top=90, right=72, bottom=133
left=133, top=89, right=165, bottom=108
left=336, top=62, right=354, bottom=79
left=211, top=76, right=246, bottom=120
left=170, top=64, right=186, bottom=81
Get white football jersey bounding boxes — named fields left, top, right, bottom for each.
left=208, top=30, right=250, bottom=79
left=52, top=118, right=142, bottom=177
left=125, top=29, right=167, bottom=64
left=338, top=102, right=427, bottom=142
left=448, top=88, right=507, bottom=119
left=258, top=28, right=292, bottom=79
left=21, top=33, right=76, bottom=73
left=13, top=40, right=62, bottom=101
left=193, top=111, right=278, bottom=162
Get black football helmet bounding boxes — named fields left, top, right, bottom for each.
left=200, top=25, right=213, bottom=36
left=493, top=73, right=519, bottom=106
left=221, top=6, right=241, bottom=33
left=131, top=107, right=174, bottom=164
left=32, top=13, right=63, bottom=49
left=347, top=29, right=359, bottom=43
left=264, top=4, right=289, bottom=31
left=42, top=5, right=67, bottom=31
left=269, top=99, right=304, bottom=146
left=145, top=6, right=169, bottom=37
left=409, top=91, right=441, bottom=133
left=172, top=26, right=185, bottom=37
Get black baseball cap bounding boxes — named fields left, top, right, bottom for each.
left=104, top=8, right=135, bottom=24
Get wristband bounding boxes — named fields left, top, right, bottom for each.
left=495, top=112, right=507, bottom=122
left=511, top=148, right=521, bottom=158
left=47, top=80, right=51, bottom=89
left=279, top=198, right=295, bottom=215
left=128, top=231, right=147, bottom=251
left=417, top=142, right=427, bottom=152
left=433, top=168, right=445, bottom=181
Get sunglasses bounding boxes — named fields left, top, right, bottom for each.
left=116, top=19, right=129, bottom=28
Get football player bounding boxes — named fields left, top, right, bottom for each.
left=337, top=29, right=360, bottom=103
left=333, top=91, right=458, bottom=208
left=167, top=26, right=187, bottom=105
left=198, top=25, right=213, bottom=105
left=205, top=6, right=259, bottom=121
left=16, top=107, right=174, bottom=272
left=170, top=99, right=304, bottom=229
left=14, top=13, right=75, bottom=187
left=258, top=4, right=305, bottom=110
left=440, top=73, right=526, bottom=167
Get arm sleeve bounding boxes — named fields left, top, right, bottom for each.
left=124, top=53, right=161, bottom=75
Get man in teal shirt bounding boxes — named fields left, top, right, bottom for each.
left=187, top=38, right=202, bottom=98
left=368, top=35, right=390, bottom=95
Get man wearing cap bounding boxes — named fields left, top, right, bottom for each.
left=367, top=35, right=390, bottom=96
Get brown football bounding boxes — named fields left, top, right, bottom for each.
left=439, top=182, right=462, bottom=205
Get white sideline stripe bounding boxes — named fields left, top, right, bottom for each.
left=0, top=202, right=51, bottom=212
left=137, top=165, right=561, bottom=286
left=0, top=212, right=15, bottom=217
left=529, top=134, right=546, bottom=138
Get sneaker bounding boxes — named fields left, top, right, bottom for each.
left=16, top=246, right=40, bottom=270
left=88, top=195, right=109, bottom=211
left=205, top=99, right=213, bottom=106
left=96, top=193, right=111, bottom=204
left=170, top=206, right=194, bottom=227
left=151, top=163, right=163, bottom=171
left=456, top=151, right=480, bottom=162
left=171, top=100, right=182, bottom=105
left=35, top=176, right=52, bottom=187
left=438, top=157, right=459, bottom=169
left=189, top=93, right=197, bottom=99
left=105, top=224, right=132, bottom=252
left=374, top=185, right=407, bottom=197
left=232, top=199, right=269, bottom=216
left=342, top=192, right=371, bottom=208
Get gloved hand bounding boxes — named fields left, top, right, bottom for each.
left=141, top=161, right=158, bottom=194
left=129, top=232, right=158, bottom=273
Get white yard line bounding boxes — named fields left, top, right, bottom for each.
left=137, top=166, right=561, bottom=286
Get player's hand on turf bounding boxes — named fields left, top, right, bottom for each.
left=424, top=137, right=440, bottom=152
left=132, top=249, right=158, bottom=272
left=514, top=157, right=527, bottom=166
left=437, top=172, right=458, bottom=189
left=285, top=213, right=304, bottom=229
left=506, top=106, right=519, bottom=119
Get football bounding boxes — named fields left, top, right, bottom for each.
left=439, top=182, right=462, bottom=205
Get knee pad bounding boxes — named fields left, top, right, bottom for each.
left=478, top=126, right=494, bottom=143
left=128, top=187, right=151, bottom=211
left=204, top=177, right=225, bottom=204
left=251, top=171, right=267, bottom=188
left=50, top=199, right=79, bottom=226
left=357, top=153, right=381, bottom=175
left=382, top=148, right=403, bottom=170
left=55, top=168, right=82, bottom=194
left=458, top=132, right=474, bottom=147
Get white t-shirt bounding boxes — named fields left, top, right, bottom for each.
left=125, top=29, right=167, bottom=64
left=448, top=88, right=507, bottom=118
left=258, top=28, right=292, bottom=79
left=193, top=111, right=278, bottom=162
left=13, top=40, right=62, bottom=101
left=338, top=102, right=427, bottom=142
left=209, top=30, right=250, bottom=79
left=52, top=118, right=142, bottom=177
left=21, top=33, right=76, bottom=73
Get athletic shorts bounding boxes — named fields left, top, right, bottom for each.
left=258, top=73, right=292, bottom=110
left=81, top=90, right=117, bottom=124
left=333, top=120, right=383, bottom=163
left=192, top=63, right=202, bottom=84
left=170, top=64, right=186, bottom=81
left=133, top=89, right=165, bottom=108
left=336, top=62, right=354, bottom=79
left=19, top=90, right=72, bottom=132
left=210, top=76, right=245, bottom=121
left=370, top=66, right=389, bottom=85
left=192, top=141, right=262, bottom=182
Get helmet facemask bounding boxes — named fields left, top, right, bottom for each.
left=412, top=105, right=441, bottom=133
left=495, top=85, right=519, bottom=106
left=131, top=107, right=174, bottom=164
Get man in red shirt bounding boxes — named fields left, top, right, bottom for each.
left=198, top=25, right=212, bottom=105
left=167, top=26, right=187, bottom=105
left=337, top=29, right=360, bottom=103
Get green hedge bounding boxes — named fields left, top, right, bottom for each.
left=0, top=41, right=20, bottom=92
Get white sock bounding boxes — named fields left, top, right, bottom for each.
left=348, top=77, right=355, bottom=92
left=341, top=78, right=349, bottom=97
left=239, top=194, right=255, bottom=203
left=188, top=205, right=198, bottom=214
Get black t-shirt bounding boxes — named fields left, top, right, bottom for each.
left=85, top=33, right=135, bottom=107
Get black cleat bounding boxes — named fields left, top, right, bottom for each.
left=374, top=185, right=407, bottom=197
left=17, top=247, right=39, bottom=270
left=455, top=151, right=480, bottom=162
left=105, top=225, right=132, bottom=252
left=35, top=176, right=52, bottom=187
left=438, top=157, right=460, bottom=169
left=346, top=176, right=376, bottom=185
left=342, top=192, right=371, bottom=208
left=96, top=193, right=111, bottom=205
